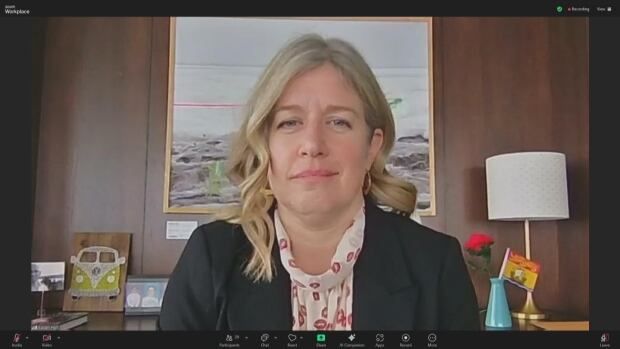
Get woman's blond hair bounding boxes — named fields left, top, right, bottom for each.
left=215, top=33, right=417, bottom=282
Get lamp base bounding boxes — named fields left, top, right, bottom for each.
left=511, top=311, right=547, bottom=320
left=511, top=291, right=547, bottom=320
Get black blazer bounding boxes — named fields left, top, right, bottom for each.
left=158, top=198, right=480, bottom=330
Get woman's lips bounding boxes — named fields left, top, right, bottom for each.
left=291, top=169, right=339, bottom=179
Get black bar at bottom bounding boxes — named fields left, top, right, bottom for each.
left=2, top=330, right=615, bottom=349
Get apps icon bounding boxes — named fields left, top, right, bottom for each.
left=601, top=333, right=610, bottom=343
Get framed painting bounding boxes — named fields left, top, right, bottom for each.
left=164, top=17, right=436, bottom=216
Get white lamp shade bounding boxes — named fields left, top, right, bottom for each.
left=485, top=152, right=570, bottom=221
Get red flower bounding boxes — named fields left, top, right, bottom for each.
left=464, top=232, right=495, bottom=278
left=464, top=233, right=494, bottom=254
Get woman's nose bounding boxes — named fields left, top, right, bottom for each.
left=298, top=121, right=328, bottom=158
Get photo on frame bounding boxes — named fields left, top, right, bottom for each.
left=124, top=275, right=169, bottom=315
left=31, top=262, right=65, bottom=292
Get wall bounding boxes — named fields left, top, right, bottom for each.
left=32, top=17, right=589, bottom=316
left=425, top=18, right=589, bottom=316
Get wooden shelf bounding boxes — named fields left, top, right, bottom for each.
left=66, top=310, right=587, bottom=331
left=479, top=309, right=588, bottom=331
left=72, top=313, right=158, bottom=331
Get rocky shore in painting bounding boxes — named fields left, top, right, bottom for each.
left=169, top=133, right=430, bottom=211
left=169, top=133, right=240, bottom=208
left=386, top=135, right=431, bottom=210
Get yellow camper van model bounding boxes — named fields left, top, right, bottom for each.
left=68, top=246, right=126, bottom=300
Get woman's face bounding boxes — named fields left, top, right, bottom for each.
left=268, top=63, right=383, bottom=216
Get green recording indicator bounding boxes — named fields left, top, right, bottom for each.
left=316, top=333, right=326, bottom=342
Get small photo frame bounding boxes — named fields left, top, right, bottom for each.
left=31, top=262, right=65, bottom=292
left=124, top=275, right=169, bottom=315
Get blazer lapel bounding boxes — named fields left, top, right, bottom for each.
left=353, top=199, right=419, bottom=330
left=227, top=211, right=293, bottom=330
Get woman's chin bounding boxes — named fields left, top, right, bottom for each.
left=289, top=194, right=352, bottom=215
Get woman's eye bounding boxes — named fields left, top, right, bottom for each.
left=277, top=120, right=300, bottom=129
left=329, top=119, right=352, bottom=128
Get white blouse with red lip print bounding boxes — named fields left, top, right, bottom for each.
left=274, top=204, right=365, bottom=330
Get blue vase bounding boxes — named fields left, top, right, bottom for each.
left=485, top=277, right=512, bottom=328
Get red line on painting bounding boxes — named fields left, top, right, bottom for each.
left=174, top=102, right=244, bottom=108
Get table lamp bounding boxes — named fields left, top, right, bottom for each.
left=485, top=152, right=570, bottom=320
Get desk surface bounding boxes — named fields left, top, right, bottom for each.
left=479, top=309, right=587, bottom=331
left=73, top=313, right=158, bottom=331
left=73, top=310, right=585, bottom=331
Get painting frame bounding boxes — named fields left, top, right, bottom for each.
left=164, top=16, right=436, bottom=216
left=124, top=275, right=169, bottom=316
